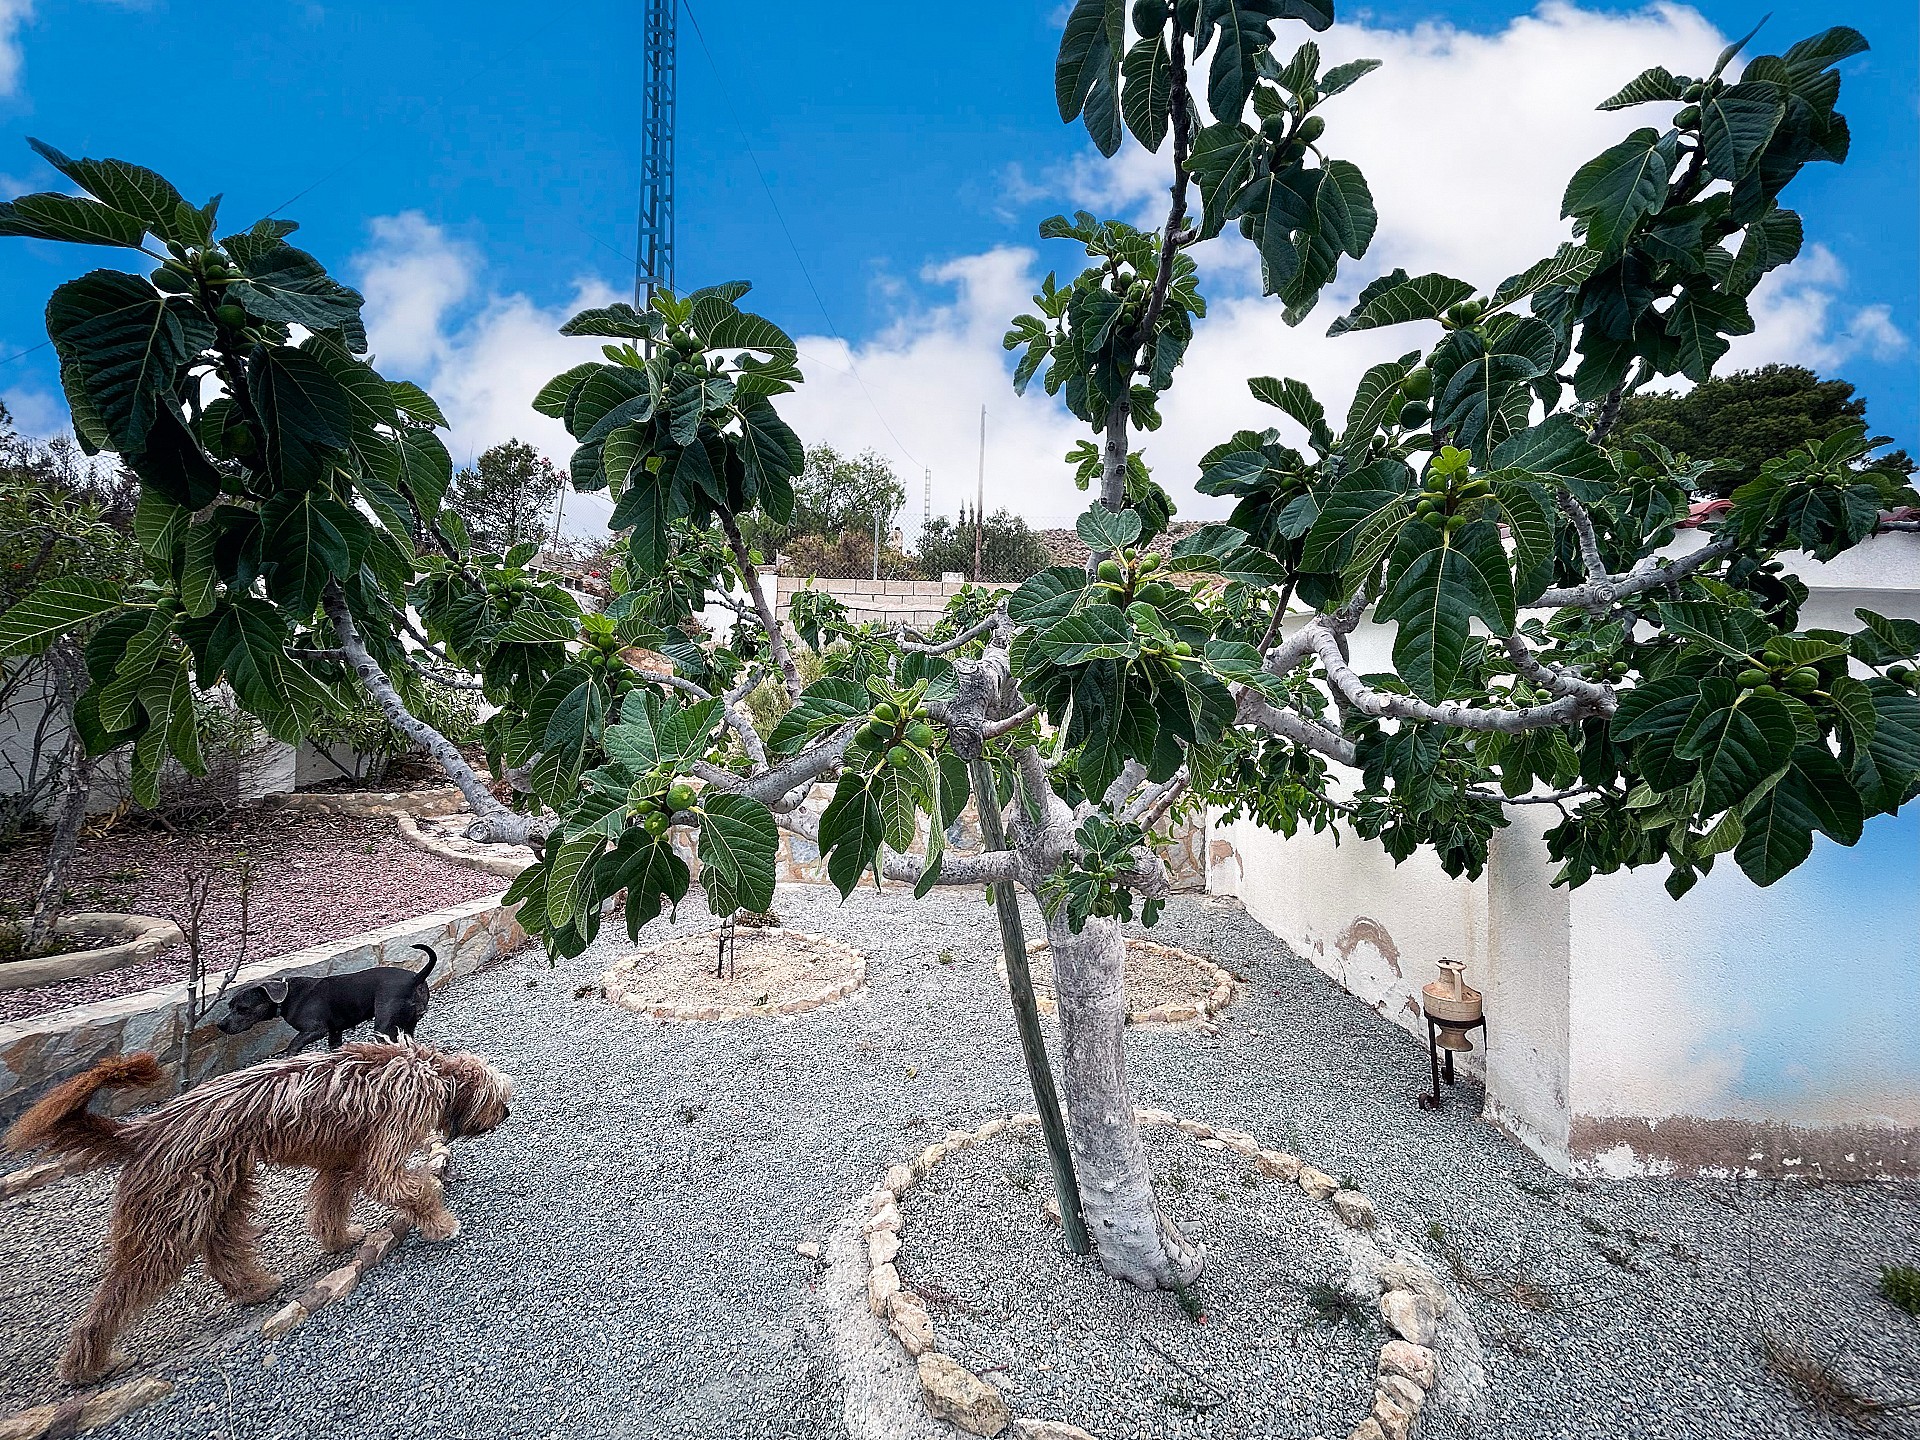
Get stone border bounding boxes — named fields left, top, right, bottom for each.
left=995, top=938, right=1237, bottom=1027
left=394, top=812, right=532, bottom=879
left=601, top=928, right=867, bottom=1023
left=0, top=1377, right=174, bottom=1440
left=271, top=784, right=467, bottom=818
left=0, top=894, right=527, bottom=1126
left=863, top=1111, right=1449, bottom=1440
left=0, top=916, right=183, bottom=993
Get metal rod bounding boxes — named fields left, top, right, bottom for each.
left=967, top=755, right=1089, bottom=1255
left=973, top=405, right=985, bottom=582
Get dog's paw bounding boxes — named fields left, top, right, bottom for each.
left=417, top=1211, right=462, bottom=1242
left=320, top=1223, right=367, bottom=1253
left=232, top=1272, right=284, bottom=1305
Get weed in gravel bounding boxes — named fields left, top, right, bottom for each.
left=1427, top=1221, right=1448, bottom=1247
left=1161, top=1162, right=1189, bottom=1195
left=571, top=983, right=600, bottom=1000
left=1580, top=1216, right=1612, bottom=1236
left=1339, top=1173, right=1363, bottom=1192
left=1882, top=1265, right=1920, bottom=1318
left=1240, top=1173, right=1259, bottom=1189
left=1762, top=1331, right=1902, bottom=1424
left=1301, top=1281, right=1372, bottom=1331
left=1171, top=1285, right=1206, bottom=1324
left=1003, top=1166, right=1036, bottom=1193
left=937, top=948, right=954, bottom=965
left=1593, top=1239, right=1643, bottom=1272
left=677, top=1102, right=705, bottom=1124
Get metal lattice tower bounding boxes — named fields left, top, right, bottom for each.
left=634, top=0, right=677, bottom=307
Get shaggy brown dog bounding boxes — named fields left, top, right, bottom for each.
left=5, top=1041, right=513, bottom=1385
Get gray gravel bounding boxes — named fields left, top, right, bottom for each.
left=0, top=885, right=1912, bottom=1439
left=901, top=1124, right=1382, bottom=1439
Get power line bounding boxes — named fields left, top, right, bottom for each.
left=678, top=0, right=926, bottom=475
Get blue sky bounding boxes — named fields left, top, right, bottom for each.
left=1, top=1, right=1913, bottom=528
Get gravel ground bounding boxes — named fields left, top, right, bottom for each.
left=0, top=809, right=504, bottom=1024
left=900, top=1125, right=1383, bottom=1439
left=0, top=886, right=1913, bottom=1440
left=1, top=1173, right=383, bottom=1411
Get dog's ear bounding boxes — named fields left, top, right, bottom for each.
left=262, top=979, right=290, bottom=1004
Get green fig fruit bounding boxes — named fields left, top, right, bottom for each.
left=885, top=744, right=909, bottom=768
left=643, top=812, right=670, bottom=839
left=873, top=702, right=898, bottom=725
left=1297, top=115, right=1325, bottom=145
left=216, top=303, right=247, bottom=327
left=907, top=721, right=934, bottom=747
left=1097, top=559, right=1124, bottom=583
left=1402, top=367, right=1433, bottom=401
left=666, top=780, right=697, bottom=811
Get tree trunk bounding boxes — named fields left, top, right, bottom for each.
left=1041, top=906, right=1205, bottom=1289
left=26, top=643, right=94, bottom=954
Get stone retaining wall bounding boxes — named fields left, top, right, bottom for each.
left=771, top=575, right=1019, bottom=632
left=0, top=895, right=527, bottom=1126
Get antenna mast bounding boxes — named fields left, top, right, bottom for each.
left=635, top=0, right=678, bottom=308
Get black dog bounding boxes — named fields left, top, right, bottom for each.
left=218, top=944, right=439, bottom=1054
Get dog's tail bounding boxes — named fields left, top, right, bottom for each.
left=411, top=944, right=438, bottom=985
left=4, top=1051, right=163, bottom=1169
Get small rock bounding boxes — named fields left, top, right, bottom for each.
left=76, top=1376, right=174, bottom=1431
left=1042, top=1198, right=1061, bottom=1227
left=918, top=1144, right=948, bottom=1173
left=977, top=1117, right=1010, bottom=1139
left=795, top=1241, right=821, bottom=1260
left=1377, top=1340, right=1437, bottom=1390
left=1347, top=1421, right=1387, bottom=1440
left=1379, top=1290, right=1441, bottom=1346
left=868, top=1230, right=900, bottom=1267
left=1198, top=1138, right=1228, bottom=1151
left=1013, top=1421, right=1100, bottom=1440
left=888, top=1293, right=934, bottom=1357
left=1256, top=1150, right=1301, bottom=1180
left=1371, top=1391, right=1416, bottom=1440
left=1331, top=1190, right=1377, bottom=1228
left=260, top=1300, right=309, bottom=1338
left=864, top=1200, right=901, bottom=1235
left=1176, top=1119, right=1215, bottom=1138
left=868, top=1262, right=901, bottom=1316
left=1376, top=1263, right=1449, bottom=1309
left=1297, top=1165, right=1339, bottom=1199
left=883, top=1164, right=915, bottom=1195
left=1378, top=1373, right=1426, bottom=1414
left=917, top=1353, right=1011, bottom=1437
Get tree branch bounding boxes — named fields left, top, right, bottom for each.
left=720, top=510, right=802, bottom=700
left=1534, top=533, right=1740, bottom=609
left=1307, top=626, right=1615, bottom=732
left=1235, top=687, right=1359, bottom=766
left=323, top=583, right=545, bottom=846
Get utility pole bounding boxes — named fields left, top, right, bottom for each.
left=635, top=0, right=677, bottom=310
left=974, top=405, right=985, bottom=583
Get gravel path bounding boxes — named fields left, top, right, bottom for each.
left=1, top=886, right=1913, bottom=1439
left=0, top=809, right=504, bottom=1024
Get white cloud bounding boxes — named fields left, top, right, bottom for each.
left=0, top=0, right=31, bottom=97
left=350, top=214, right=625, bottom=534
left=334, top=3, right=1897, bottom=542
left=762, top=2, right=1899, bottom=526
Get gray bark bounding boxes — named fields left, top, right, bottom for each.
left=322, top=584, right=546, bottom=847
left=1041, top=906, right=1204, bottom=1289
left=26, top=640, right=94, bottom=953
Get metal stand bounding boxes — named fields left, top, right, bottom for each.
left=1418, top=1012, right=1487, bottom=1110
left=714, top=914, right=736, bottom=981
